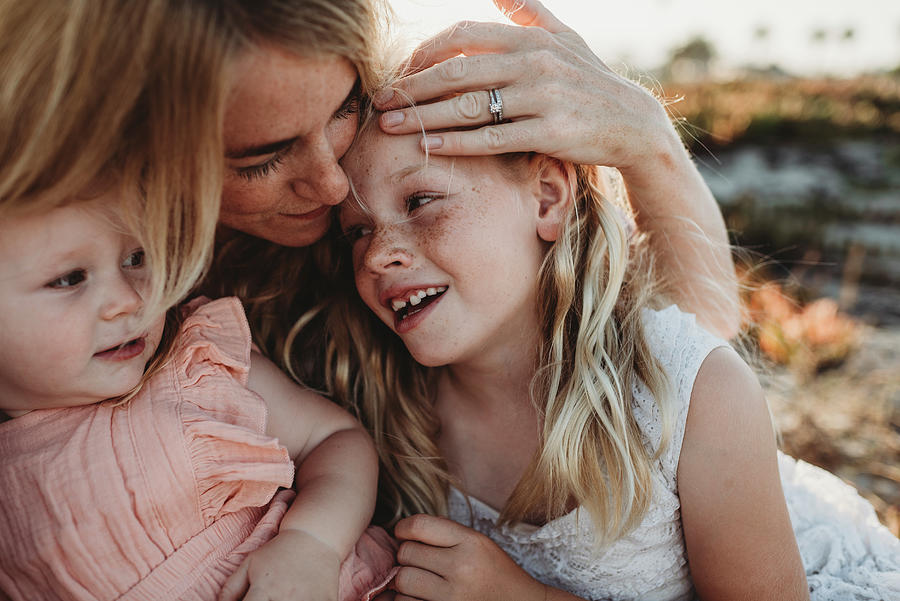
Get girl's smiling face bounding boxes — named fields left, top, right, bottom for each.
left=339, top=130, right=558, bottom=368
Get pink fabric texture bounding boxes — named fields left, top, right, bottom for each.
left=0, top=297, right=396, bottom=601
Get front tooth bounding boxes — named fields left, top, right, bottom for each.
left=437, top=286, right=446, bottom=292
left=416, top=290, right=427, bottom=299
left=426, top=287, right=436, bottom=295
left=409, top=294, right=421, bottom=306
left=392, top=299, right=407, bottom=311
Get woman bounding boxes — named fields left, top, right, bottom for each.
left=204, top=0, right=740, bottom=392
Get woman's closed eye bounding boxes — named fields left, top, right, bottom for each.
left=235, top=151, right=287, bottom=182
left=46, top=269, right=87, bottom=289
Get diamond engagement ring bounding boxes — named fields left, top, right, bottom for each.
left=488, top=88, right=503, bottom=125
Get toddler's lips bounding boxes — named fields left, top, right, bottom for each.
left=94, top=337, right=146, bottom=361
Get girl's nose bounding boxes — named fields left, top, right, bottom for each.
left=362, top=227, right=414, bottom=274
left=100, top=275, right=143, bottom=321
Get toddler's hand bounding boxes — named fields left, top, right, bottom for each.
left=219, top=528, right=341, bottom=601
left=391, top=514, right=545, bottom=601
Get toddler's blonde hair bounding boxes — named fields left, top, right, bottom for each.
left=0, top=0, right=230, bottom=320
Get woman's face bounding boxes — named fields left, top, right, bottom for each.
left=221, top=46, right=360, bottom=247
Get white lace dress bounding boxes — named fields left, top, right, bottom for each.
left=447, top=306, right=900, bottom=601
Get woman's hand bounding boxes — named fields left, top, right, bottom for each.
left=390, top=514, right=545, bottom=601
left=375, top=0, right=675, bottom=171
left=219, top=528, right=341, bottom=601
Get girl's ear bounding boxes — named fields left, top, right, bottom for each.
left=534, top=157, right=575, bottom=242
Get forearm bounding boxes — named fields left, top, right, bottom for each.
left=619, top=125, right=740, bottom=339
left=279, top=426, right=378, bottom=559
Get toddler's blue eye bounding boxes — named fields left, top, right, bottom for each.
left=123, top=249, right=145, bottom=268
left=47, top=270, right=86, bottom=288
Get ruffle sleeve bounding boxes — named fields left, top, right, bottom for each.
left=173, top=297, right=295, bottom=525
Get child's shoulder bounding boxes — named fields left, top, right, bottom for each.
left=638, top=304, right=730, bottom=390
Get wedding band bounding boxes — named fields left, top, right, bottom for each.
left=488, top=88, right=503, bottom=125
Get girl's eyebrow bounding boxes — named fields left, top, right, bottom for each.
left=225, top=136, right=298, bottom=160
left=389, top=162, right=449, bottom=185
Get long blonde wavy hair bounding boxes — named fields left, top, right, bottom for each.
left=199, top=0, right=392, bottom=373
left=320, top=131, right=674, bottom=542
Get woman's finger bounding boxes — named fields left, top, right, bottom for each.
left=391, top=565, right=450, bottom=601
left=380, top=86, right=533, bottom=134
left=418, top=120, right=547, bottom=157
left=492, top=0, right=571, bottom=33
left=378, top=51, right=524, bottom=112
left=404, top=21, right=546, bottom=72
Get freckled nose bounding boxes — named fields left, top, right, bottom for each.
left=291, top=136, right=350, bottom=206
left=364, top=227, right=413, bottom=273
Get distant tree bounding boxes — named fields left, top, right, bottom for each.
left=670, top=36, right=717, bottom=63
left=811, top=28, right=827, bottom=43
left=665, top=35, right=717, bottom=81
left=842, top=27, right=855, bottom=41
left=754, top=25, right=770, bottom=41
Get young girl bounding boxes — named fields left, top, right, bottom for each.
left=329, top=118, right=900, bottom=600
left=0, top=189, right=397, bottom=601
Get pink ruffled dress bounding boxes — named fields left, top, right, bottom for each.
left=0, top=297, right=396, bottom=601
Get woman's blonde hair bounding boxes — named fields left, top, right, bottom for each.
left=0, top=0, right=230, bottom=320
left=320, top=116, right=673, bottom=542
left=200, top=0, right=392, bottom=376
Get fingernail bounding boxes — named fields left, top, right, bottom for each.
left=373, top=87, right=394, bottom=105
left=423, top=136, right=443, bottom=150
left=381, top=111, right=405, bottom=127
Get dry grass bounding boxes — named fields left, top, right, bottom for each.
left=744, top=280, right=900, bottom=536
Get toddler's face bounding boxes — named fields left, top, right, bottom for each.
left=339, top=129, right=549, bottom=368
left=0, top=193, right=165, bottom=416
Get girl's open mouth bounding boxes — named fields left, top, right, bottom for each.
left=94, top=337, right=146, bottom=361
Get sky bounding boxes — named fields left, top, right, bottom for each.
left=389, top=0, right=900, bottom=77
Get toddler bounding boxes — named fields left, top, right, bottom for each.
left=0, top=190, right=396, bottom=601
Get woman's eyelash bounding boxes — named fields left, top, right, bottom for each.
left=334, top=94, right=360, bottom=120
left=334, top=80, right=362, bottom=120
left=47, top=269, right=87, bottom=289
left=236, top=152, right=286, bottom=181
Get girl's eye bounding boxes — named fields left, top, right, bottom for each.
left=123, top=249, right=145, bottom=268
left=342, top=224, right=373, bottom=243
left=406, top=192, right=441, bottom=212
left=236, top=152, right=286, bottom=182
left=46, top=269, right=87, bottom=289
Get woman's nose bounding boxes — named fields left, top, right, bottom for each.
left=290, top=135, right=350, bottom=206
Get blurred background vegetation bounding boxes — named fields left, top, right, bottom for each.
left=654, top=37, right=900, bottom=535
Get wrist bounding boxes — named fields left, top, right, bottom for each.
left=277, top=526, right=343, bottom=562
